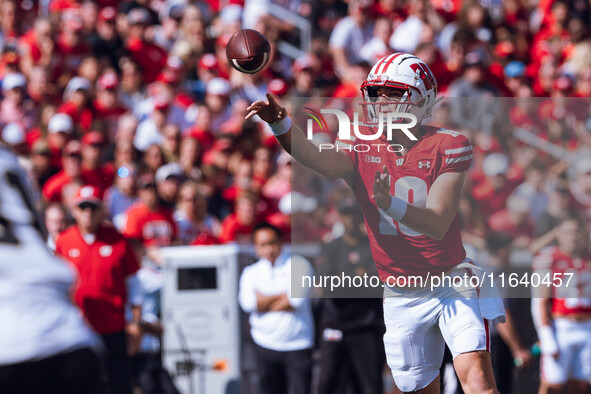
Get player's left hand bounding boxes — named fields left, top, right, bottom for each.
left=372, top=165, right=391, bottom=211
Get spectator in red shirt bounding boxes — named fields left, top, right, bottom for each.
left=472, top=153, right=520, bottom=219
left=81, top=130, right=115, bottom=195
left=219, top=189, right=258, bottom=244
left=125, top=7, right=167, bottom=84
left=122, top=173, right=177, bottom=265
left=42, top=139, right=84, bottom=202
left=55, top=10, right=92, bottom=80
left=58, top=76, right=94, bottom=131
left=55, top=185, right=142, bottom=394
left=18, top=17, right=53, bottom=75
left=92, top=72, right=127, bottom=126
left=488, top=194, right=535, bottom=248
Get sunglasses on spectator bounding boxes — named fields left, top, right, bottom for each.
left=65, top=153, right=82, bottom=159
left=78, top=202, right=99, bottom=211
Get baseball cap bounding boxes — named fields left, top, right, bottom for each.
left=48, top=113, right=74, bottom=134
left=220, top=4, right=242, bottom=24
left=504, top=61, right=525, bottom=79
left=206, top=78, right=231, bottom=96
left=156, top=69, right=179, bottom=85
left=2, top=73, right=26, bottom=92
left=464, top=51, right=485, bottom=68
left=74, top=185, right=102, bottom=206
left=268, top=79, right=289, bottom=97
left=198, top=53, right=218, bottom=71
left=82, top=131, right=106, bottom=146
left=166, top=56, right=185, bottom=71
left=156, top=162, right=183, bottom=182
left=99, top=6, right=117, bottom=22
left=2, top=122, right=25, bottom=145
left=128, top=7, right=150, bottom=25
left=482, top=153, right=509, bottom=177
left=153, top=96, right=170, bottom=111
left=66, top=77, right=91, bottom=94
left=97, top=72, right=119, bottom=90
left=168, top=3, right=184, bottom=21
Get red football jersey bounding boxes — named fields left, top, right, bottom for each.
left=533, top=246, right=591, bottom=316
left=337, top=125, right=472, bottom=280
left=123, top=203, right=177, bottom=247
left=55, top=224, right=140, bottom=334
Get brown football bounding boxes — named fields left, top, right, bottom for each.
left=226, top=29, right=271, bottom=74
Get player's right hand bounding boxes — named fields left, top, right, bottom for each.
left=246, top=93, right=287, bottom=124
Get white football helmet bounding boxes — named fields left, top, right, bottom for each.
left=360, top=53, right=438, bottom=125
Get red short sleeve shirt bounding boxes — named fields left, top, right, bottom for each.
left=55, top=225, right=140, bottom=335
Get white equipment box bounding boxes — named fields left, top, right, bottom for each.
left=161, top=245, right=255, bottom=394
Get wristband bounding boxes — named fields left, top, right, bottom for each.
left=268, top=116, right=291, bottom=136
left=385, top=195, right=408, bottom=221
left=538, top=325, right=558, bottom=355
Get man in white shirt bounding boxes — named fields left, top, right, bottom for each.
left=238, top=222, right=314, bottom=394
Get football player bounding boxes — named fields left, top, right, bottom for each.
left=246, top=53, right=505, bottom=393
left=0, top=145, right=103, bottom=393
left=533, top=217, right=591, bottom=394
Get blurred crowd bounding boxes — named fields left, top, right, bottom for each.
left=2, top=0, right=591, bottom=392
left=0, top=0, right=584, bottom=254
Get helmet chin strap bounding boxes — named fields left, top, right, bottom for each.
left=421, top=96, right=444, bottom=122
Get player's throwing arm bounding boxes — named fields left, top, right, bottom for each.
left=246, top=94, right=355, bottom=183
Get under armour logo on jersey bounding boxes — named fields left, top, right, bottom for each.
left=396, top=158, right=404, bottom=166
left=418, top=161, right=431, bottom=169
left=364, top=155, right=381, bottom=164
